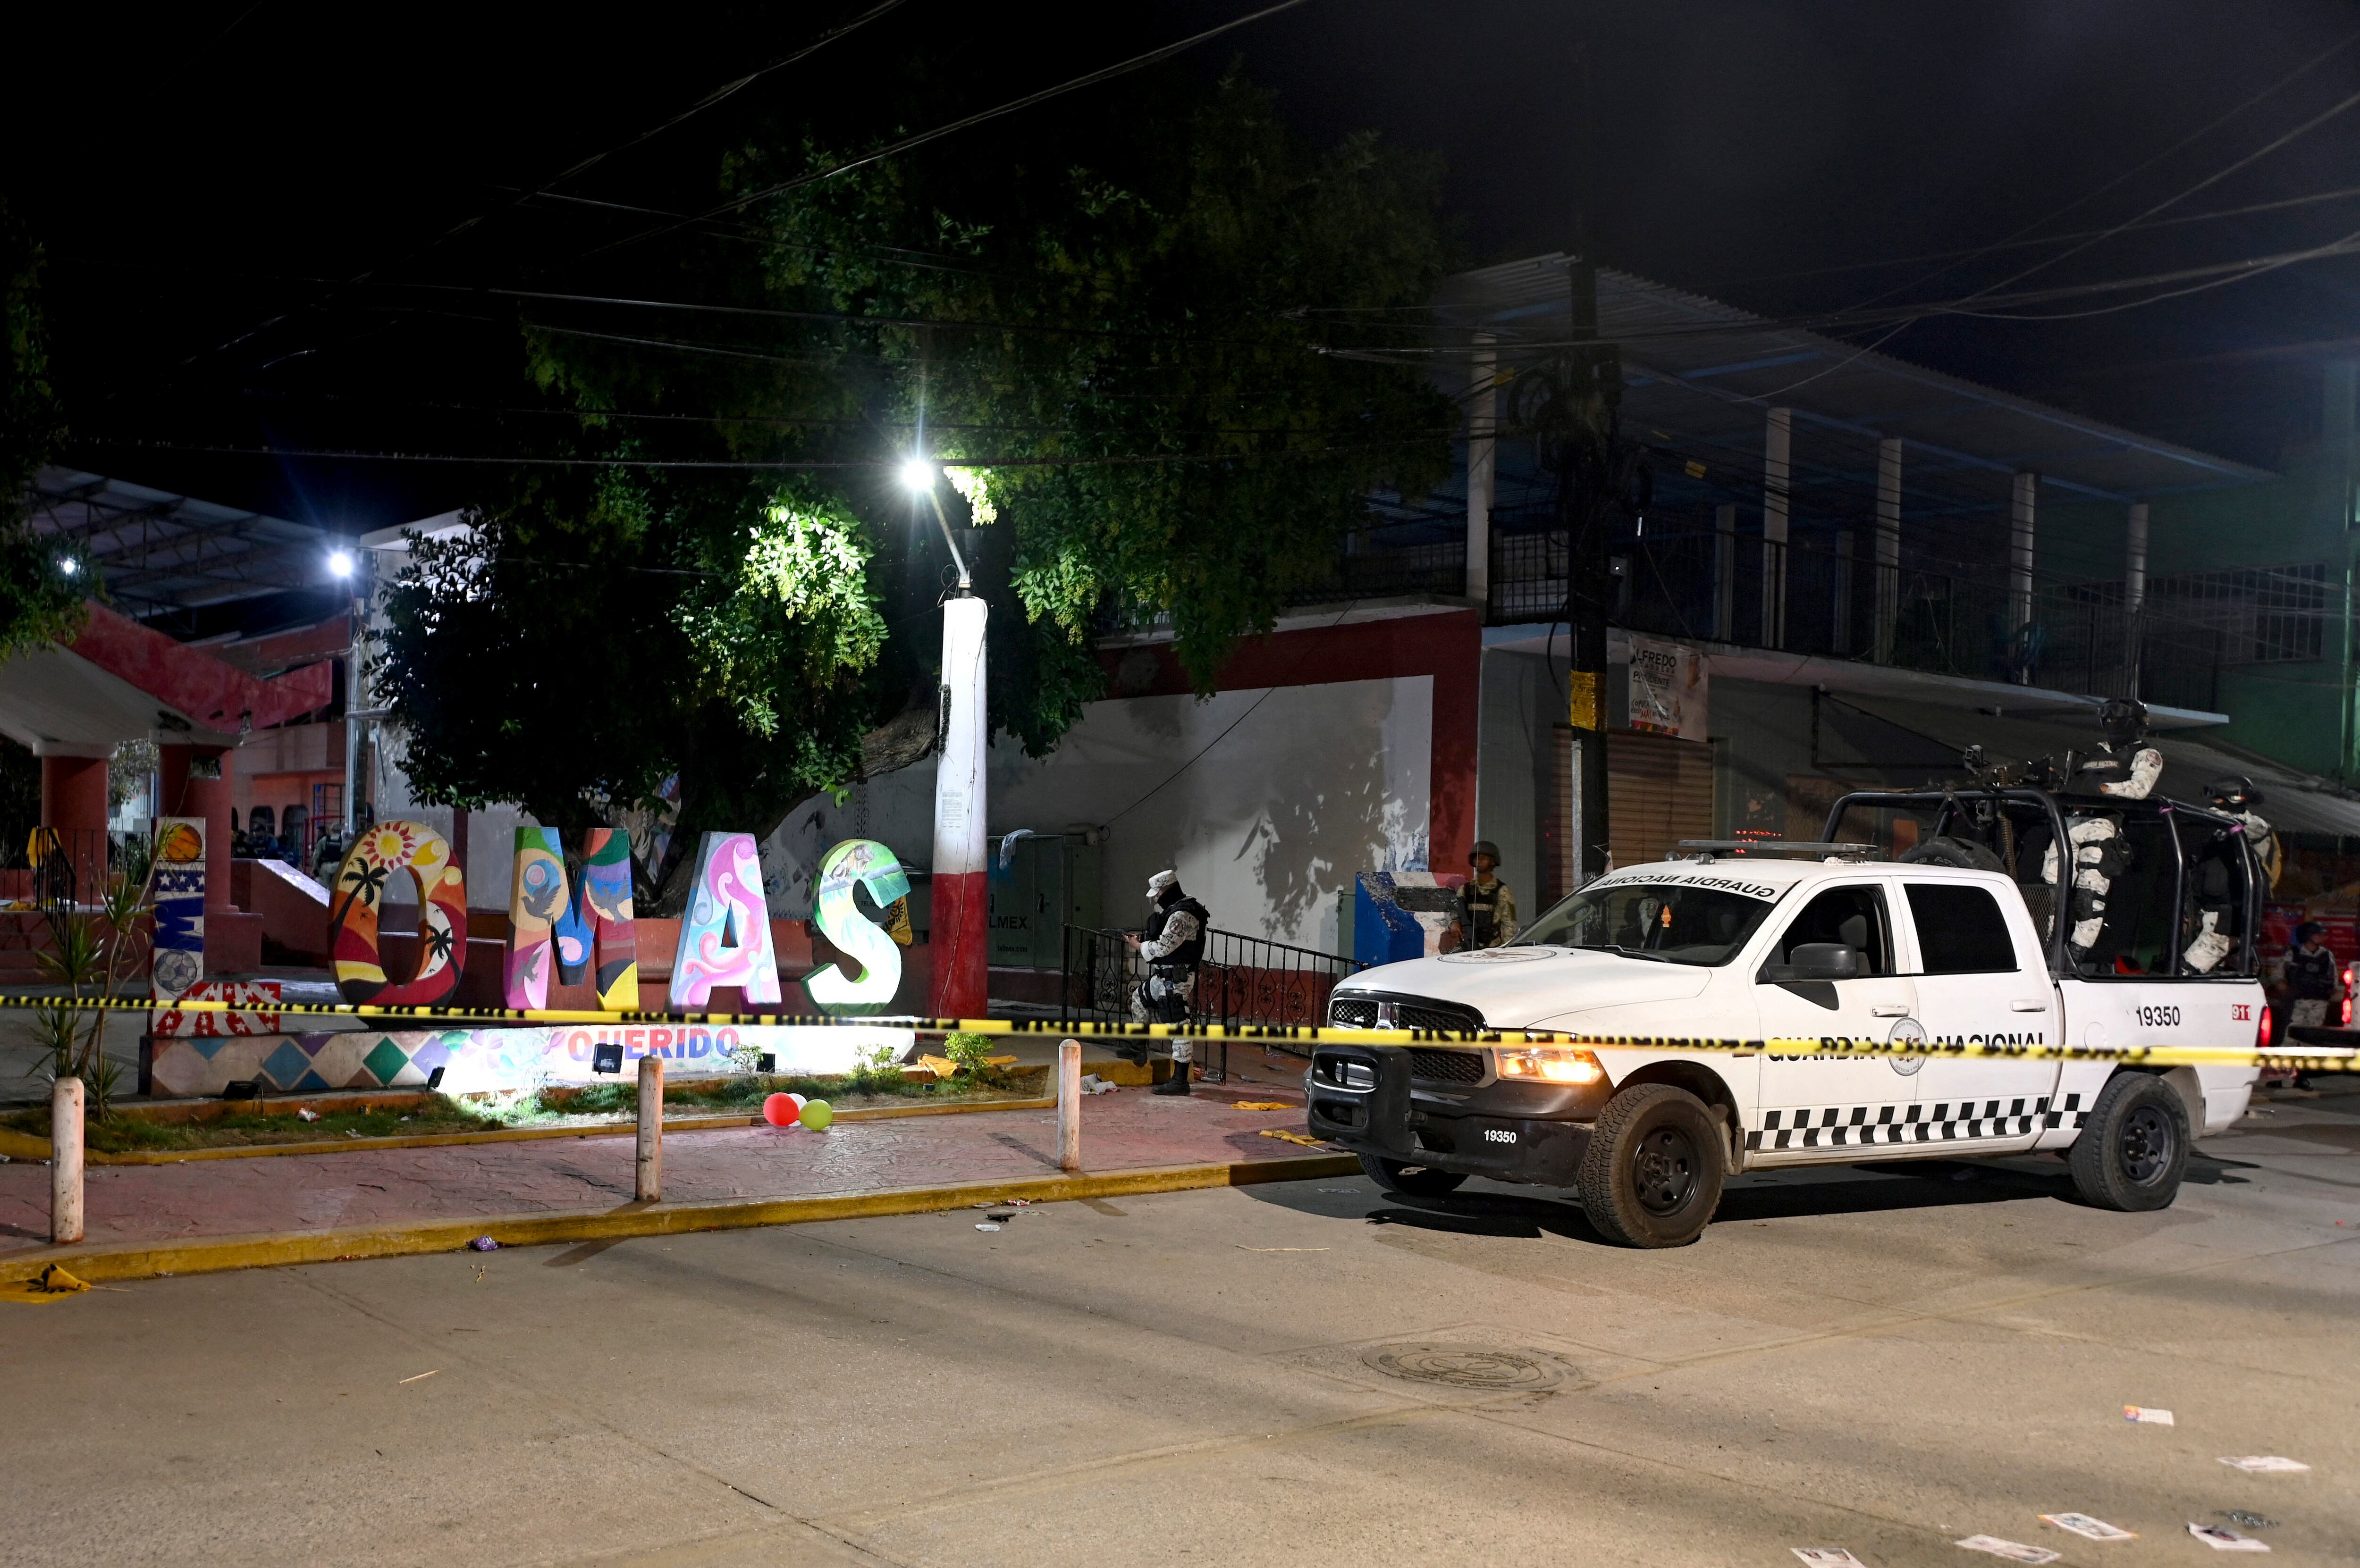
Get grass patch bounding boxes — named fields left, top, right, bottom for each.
left=1, top=1100, right=504, bottom=1154
left=0, top=1065, right=1051, bottom=1153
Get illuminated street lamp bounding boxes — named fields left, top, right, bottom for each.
left=905, top=455, right=986, bottom=1018
left=56, top=556, right=78, bottom=577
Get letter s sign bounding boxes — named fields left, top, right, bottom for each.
left=808, top=839, right=912, bottom=1014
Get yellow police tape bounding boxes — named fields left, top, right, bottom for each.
left=1, top=990, right=2352, bottom=1073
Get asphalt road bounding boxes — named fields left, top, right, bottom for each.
left=8, top=1084, right=2358, bottom=1568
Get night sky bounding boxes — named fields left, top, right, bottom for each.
left=9, top=0, right=2360, bottom=529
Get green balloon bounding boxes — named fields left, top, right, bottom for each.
left=799, top=1098, right=834, bottom=1131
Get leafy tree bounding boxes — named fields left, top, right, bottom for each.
left=0, top=197, right=85, bottom=659
left=376, top=71, right=1454, bottom=907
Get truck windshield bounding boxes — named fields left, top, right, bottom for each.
left=1515, top=880, right=1782, bottom=966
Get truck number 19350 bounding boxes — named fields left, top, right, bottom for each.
left=2134, top=1005, right=2182, bottom=1028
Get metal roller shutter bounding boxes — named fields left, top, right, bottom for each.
left=1609, top=730, right=1715, bottom=869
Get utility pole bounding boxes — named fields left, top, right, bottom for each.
left=1562, top=41, right=1619, bottom=890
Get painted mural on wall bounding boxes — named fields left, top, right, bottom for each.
left=150, top=815, right=207, bottom=999
left=668, top=831, right=782, bottom=1008
left=807, top=838, right=912, bottom=1013
left=329, top=820, right=468, bottom=1006
left=147, top=1021, right=902, bottom=1098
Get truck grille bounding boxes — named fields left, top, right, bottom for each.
left=1326, top=992, right=1486, bottom=1034
left=1408, top=1048, right=1486, bottom=1084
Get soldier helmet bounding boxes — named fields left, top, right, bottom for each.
left=1469, top=840, right=1501, bottom=865
left=1145, top=869, right=1180, bottom=899
left=2097, top=696, right=2149, bottom=747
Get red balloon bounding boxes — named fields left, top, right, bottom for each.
left=762, top=1092, right=801, bottom=1128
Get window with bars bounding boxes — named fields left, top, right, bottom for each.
left=2147, top=562, right=2332, bottom=665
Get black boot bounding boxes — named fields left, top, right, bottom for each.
left=1152, top=1067, right=1192, bottom=1096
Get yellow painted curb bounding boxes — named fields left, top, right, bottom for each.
left=0, top=1153, right=1360, bottom=1284
left=2, top=1095, right=1059, bottom=1165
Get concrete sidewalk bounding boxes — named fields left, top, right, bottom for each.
left=0, top=1079, right=1323, bottom=1266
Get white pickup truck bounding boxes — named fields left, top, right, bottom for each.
left=1308, top=785, right=2267, bottom=1247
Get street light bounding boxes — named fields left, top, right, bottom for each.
left=56, top=557, right=77, bottom=577
left=900, top=455, right=969, bottom=593
left=898, top=451, right=988, bottom=1019
left=328, top=549, right=355, bottom=579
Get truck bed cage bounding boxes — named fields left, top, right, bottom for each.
left=1674, top=840, right=1887, bottom=861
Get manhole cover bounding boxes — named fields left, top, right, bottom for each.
left=1360, top=1343, right=1567, bottom=1392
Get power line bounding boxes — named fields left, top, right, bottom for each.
left=590, top=0, right=1320, bottom=257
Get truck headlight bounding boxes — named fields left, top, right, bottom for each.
left=1495, top=1047, right=1603, bottom=1084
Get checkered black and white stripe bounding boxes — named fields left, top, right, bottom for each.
left=1746, top=1093, right=2088, bottom=1151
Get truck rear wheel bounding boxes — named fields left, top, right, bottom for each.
left=1357, top=1153, right=1467, bottom=1197
left=2068, top=1071, right=2189, bottom=1212
left=1576, top=1084, right=1724, bottom=1247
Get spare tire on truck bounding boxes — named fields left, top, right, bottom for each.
left=1898, top=836, right=2006, bottom=872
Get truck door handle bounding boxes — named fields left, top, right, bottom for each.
left=2009, top=998, right=2048, bottom=1012
left=1870, top=1005, right=1910, bottom=1017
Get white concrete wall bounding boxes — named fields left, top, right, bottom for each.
left=777, top=675, right=1434, bottom=954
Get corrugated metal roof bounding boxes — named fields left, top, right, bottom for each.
left=21, top=467, right=337, bottom=613
left=1433, top=255, right=2273, bottom=504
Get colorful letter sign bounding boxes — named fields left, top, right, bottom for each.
left=329, top=820, right=467, bottom=1006
left=505, top=827, right=567, bottom=1010
left=150, top=816, right=207, bottom=999
left=808, top=839, right=910, bottom=1014
left=575, top=827, right=640, bottom=1010
left=506, top=826, right=640, bottom=1011
left=667, top=831, right=780, bottom=1008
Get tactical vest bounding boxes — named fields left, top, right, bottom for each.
left=1458, top=880, right=1506, bottom=948
left=1145, top=897, right=1209, bottom=977
left=2289, top=946, right=2339, bottom=999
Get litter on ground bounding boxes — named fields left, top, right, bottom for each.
left=1258, top=1129, right=1329, bottom=1149
left=398, top=1369, right=439, bottom=1384
left=2124, top=1406, right=2175, bottom=1425
left=2040, top=1513, right=2134, bottom=1541
left=2216, top=1513, right=2277, bottom=1531
left=2218, top=1457, right=2310, bottom=1474
left=1232, top=1101, right=1293, bottom=1110
left=295, top=1108, right=320, bottom=1122
left=2188, top=1525, right=2269, bottom=1552
left=975, top=1223, right=1002, bottom=1233
left=1790, top=1551, right=1865, bottom=1567
left=1954, top=1535, right=2059, bottom=1564
left=466, top=1236, right=500, bottom=1252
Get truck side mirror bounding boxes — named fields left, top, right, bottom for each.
left=1762, top=942, right=1861, bottom=983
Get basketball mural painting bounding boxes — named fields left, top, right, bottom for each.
left=150, top=816, right=207, bottom=999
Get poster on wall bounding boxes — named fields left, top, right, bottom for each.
left=150, top=815, right=207, bottom=999
left=1627, top=637, right=1708, bottom=741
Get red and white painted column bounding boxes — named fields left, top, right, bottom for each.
left=929, top=594, right=989, bottom=1019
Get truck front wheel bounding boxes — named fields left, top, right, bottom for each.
left=1357, top=1153, right=1467, bottom=1197
left=1577, top=1084, right=1725, bottom=1248
left=2068, top=1072, right=2189, bottom=1212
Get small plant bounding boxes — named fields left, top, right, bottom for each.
left=942, top=1031, right=994, bottom=1077
left=724, top=1041, right=767, bottom=1076
left=845, top=1041, right=908, bottom=1095
left=24, top=830, right=164, bottom=1121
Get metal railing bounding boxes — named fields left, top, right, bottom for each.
left=1061, top=923, right=1366, bottom=1081
left=7, top=828, right=124, bottom=910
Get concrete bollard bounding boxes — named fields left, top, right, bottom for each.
left=1057, top=1039, right=1082, bottom=1172
left=635, top=1054, right=663, bottom=1202
left=51, top=1074, right=84, bottom=1245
